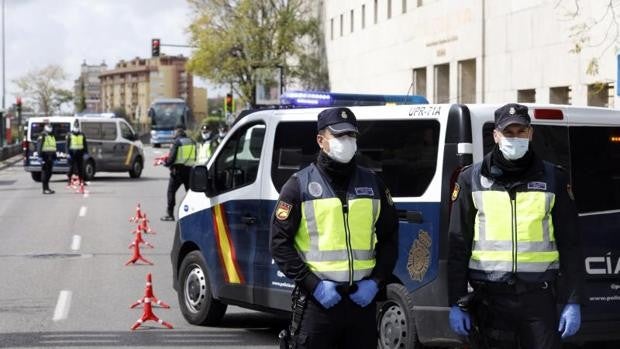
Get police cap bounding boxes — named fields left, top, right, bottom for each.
left=494, top=103, right=531, bottom=131
left=317, top=107, right=358, bottom=135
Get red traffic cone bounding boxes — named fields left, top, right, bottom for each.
left=130, top=273, right=170, bottom=309
left=125, top=243, right=153, bottom=266
left=130, top=203, right=145, bottom=223
left=130, top=296, right=173, bottom=330
left=129, top=230, right=154, bottom=249
left=137, top=214, right=155, bottom=234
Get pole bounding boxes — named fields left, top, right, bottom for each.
left=0, top=0, right=4, bottom=147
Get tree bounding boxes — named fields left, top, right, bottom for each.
left=186, top=0, right=330, bottom=107
left=75, top=78, right=87, bottom=113
left=13, top=64, right=74, bottom=114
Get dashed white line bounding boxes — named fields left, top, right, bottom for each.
left=70, top=235, right=81, bottom=251
left=78, top=206, right=87, bottom=217
left=52, top=290, right=72, bottom=321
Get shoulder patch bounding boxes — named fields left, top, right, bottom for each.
left=275, top=201, right=293, bottom=221
left=451, top=183, right=460, bottom=202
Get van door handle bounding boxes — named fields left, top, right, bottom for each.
left=397, top=210, right=423, bottom=224
left=241, top=215, right=257, bottom=225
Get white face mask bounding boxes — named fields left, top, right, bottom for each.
left=44, top=126, right=52, bottom=133
left=201, top=132, right=211, bottom=140
left=499, top=137, right=529, bottom=160
left=327, top=135, right=357, bottom=163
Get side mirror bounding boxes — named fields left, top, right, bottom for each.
left=190, top=165, right=209, bottom=193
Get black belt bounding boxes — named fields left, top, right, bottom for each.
left=472, top=280, right=550, bottom=294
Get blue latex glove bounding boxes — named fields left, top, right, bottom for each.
left=349, top=279, right=379, bottom=307
left=558, top=303, right=581, bottom=339
left=449, top=305, right=471, bottom=336
left=313, top=280, right=342, bottom=309
left=66, top=154, right=72, bottom=160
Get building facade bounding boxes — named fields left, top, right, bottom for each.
left=74, top=61, right=107, bottom=113
left=324, top=0, right=618, bottom=107
left=99, top=55, right=195, bottom=125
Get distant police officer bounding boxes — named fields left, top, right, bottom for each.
left=270, top=107, right=399, bottom=349
left=37, top=122, right=57, bottom=194
left=160, top=126, right=196, bottom=221
left=448, top=103, right=583, bottom=349
left=196, top=124, right=214, bottom=164
left=66, top=120, right=88, bottom=185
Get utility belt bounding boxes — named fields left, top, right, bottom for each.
left=471, top=279, right=552, bottom=295
left=279, top=286, right=307, bottom=349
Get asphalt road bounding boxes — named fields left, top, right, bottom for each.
left=0, top=146, right=287, bottom=349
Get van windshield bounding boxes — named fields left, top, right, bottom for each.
left=29, top=122, right=71, bottom=141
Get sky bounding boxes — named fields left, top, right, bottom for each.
left=2, top=0, right=224, bottom=107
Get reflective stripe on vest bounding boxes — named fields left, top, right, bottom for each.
left=42, top=135, right=57, bottom=152
left=469, top=162, right=559, bottom=275
left=69, top=134, right=84, bottom=150
left=294, top=163, right=380, bottom=283
left=174, top=138, right=196, bottom=166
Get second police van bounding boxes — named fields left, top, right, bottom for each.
left=170, top=102, right=620, bottom=347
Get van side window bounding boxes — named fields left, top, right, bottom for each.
left=570, top=126, right=620, bottom=213
left=212, top=122, right=266, bottom=194
left=271, top=120, right=440, bottom=197
left=101, top=123, right=117, bottom=141
left=120, top=122, right=134, bottom=140
left=82, top=122, right=101, bottom=140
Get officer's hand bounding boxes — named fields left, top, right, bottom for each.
left=312, top=280, right=341, bottom=309
left=349, top=279, right=378, bottom=307
left=449, top=305, right=471, bottom=336
left=558, top=303, right=581, bottom=338
left=66, top=154, right=71, bottom=160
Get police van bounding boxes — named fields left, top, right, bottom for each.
left=170, top=103, right=620, bottom=347
left=24, top=116, right=145, bottom=181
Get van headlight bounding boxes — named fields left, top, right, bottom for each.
left=150, top=130, right=156, bottom=136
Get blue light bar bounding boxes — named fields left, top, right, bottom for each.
left=280, top=90, right=428, bottom=107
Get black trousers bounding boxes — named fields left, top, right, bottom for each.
left=41, top=158, right=53, bottom=191
left=294, top=296, right=377, bottom=349
left=68, top=151, right=84, bottom=181
left=166, top=166, right=191, bottom=216
left=473, top=284, right=561, bottom=349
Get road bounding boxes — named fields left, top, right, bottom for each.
left=0, top=146, right=287, bottom=349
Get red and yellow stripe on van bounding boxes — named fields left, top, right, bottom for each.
left=211, top=204, right=244, bottom=284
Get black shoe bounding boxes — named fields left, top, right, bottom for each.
left=160, top=215, right=175, bottom=221
left=43, top=189, right=55, bottom=195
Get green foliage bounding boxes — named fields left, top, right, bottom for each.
left=187, top=0, right=329, bottom=106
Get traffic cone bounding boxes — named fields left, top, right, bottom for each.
left=130, top=295, right=173, bottom=330
left=125, top=243, right=153, bottom=266
left=135, top=214, right=155, bottom=234
left=129, top=203, right=145, bottom=223
left=129, top=230, right=154, bottom=249
left=130, top=273, right=169, bottom=309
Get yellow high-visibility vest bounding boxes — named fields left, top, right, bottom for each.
left=196, top=142, right=212, bottom=164
left=69, top=133, right=85, bottom=150
left=173, top=138, right=196, bottom=166
left=42, top=134, right=57, bottom=152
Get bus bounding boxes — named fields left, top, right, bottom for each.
left=148, top=98, right=192, bottom=147
left=280, top=90, right=429, bottom=107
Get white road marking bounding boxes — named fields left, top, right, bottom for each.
left=70, top=235, right=81, bottom=251
left=78, top=206, right=87, bottom=217
left=52, top=290, right=72, bottom=321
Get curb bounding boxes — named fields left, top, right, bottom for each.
left=0, top=154, right=23, bottom=172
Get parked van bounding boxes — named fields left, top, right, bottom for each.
left=24, top=115, right=145, bottom=181
left=170, top=104, right=620, bottom=347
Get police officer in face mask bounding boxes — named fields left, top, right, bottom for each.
left=37, top=123, right=57, bottom=194
left=447, top=103, right=583, bottom=349
left=196, top=124, right=214, bottom=164
left=270, top=107, right=399, bottom=349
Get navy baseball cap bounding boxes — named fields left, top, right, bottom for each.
left=317, top=107, right=358, bottom=135
left=494, top=103, right=531, bottom=131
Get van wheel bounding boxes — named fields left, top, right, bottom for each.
left=129, top=157, right=143, bottom=178
left=83, top=160, right=96, bottom=181
left=377, top=284, right=419, bottom=349
left=178, top=251, right=227, bottom=325
left=31, top=172, right=42, bottom=182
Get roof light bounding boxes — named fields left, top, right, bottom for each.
left=533, top=108, right=563, bottom=120
left=610, top=136, right=620, bottom=143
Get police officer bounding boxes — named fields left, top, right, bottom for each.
left=66, top=120, right=88, bottom=185
left=447, top=103, right=583, bottom=349
left=270, top=107, right=398, bottom=349
left=37, top=122, right=57, bottom=194
left=160, top=126, right=196, bottom=221
left=196, top=124, right=214, bottom=164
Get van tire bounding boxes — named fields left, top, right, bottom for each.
left=83, top=160, right=95, bottom=181
left=129, top=157, right=143, bottom=178
left=377, top=283, right=419, bottom=349
left=178, top=251, right=227, bottom=326
left=31, top=172, right=42, bottom=182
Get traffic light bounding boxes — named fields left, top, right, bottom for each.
left=16, top=97, right=22, bottom=115
left=225, top=93, right=234, bottom=113
left=151, top=38, right=161, bottom=57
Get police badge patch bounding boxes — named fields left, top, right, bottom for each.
left=407, top=230, right=432, bottom=281
left=451, top=183, right=460, bottom=202
left=308, top=182, right=323, bottom=197
left=275, top=201, right=292, bottom=220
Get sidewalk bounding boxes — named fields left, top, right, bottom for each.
left=0, top=153, right=22, bottom=171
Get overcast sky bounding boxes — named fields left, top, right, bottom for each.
left=2, top=0, right=223, bottom=105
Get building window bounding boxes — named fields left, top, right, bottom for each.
left=351, top=9, right=355, bottom=33
left=587, top=82, right=613, bottom=107
left=330, top=18, right=334, bottom=40
left=413, top=67, right=427, bottom=98
left=549, top=86, right=571, bottom=105
left=458, top=59, right=476, bottom=103
left=374, top=0, right=378, bottom=24
left=402, top=0, right=407, bottom=13
left=434, top=63, right=450, bottom=103
left=517, top=89, right=536, bottom=103
left=387, top=0, right=392, bottom=19
left=362, top=4, right=366, bottom=29
left=340, top=14, right=344, bottom=37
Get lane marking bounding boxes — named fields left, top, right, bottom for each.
left=52, top=290, right=72, bottom=321
left=78, top=206, right=87, bottom=217
left=70, top=235, right=81, bottom=251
